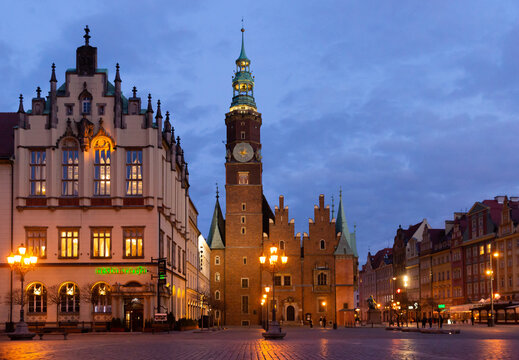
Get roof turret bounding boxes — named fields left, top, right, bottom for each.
left=335, top=189, right=358, bottom=257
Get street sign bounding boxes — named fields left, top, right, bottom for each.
left=158, top=259, right=167, bottom=286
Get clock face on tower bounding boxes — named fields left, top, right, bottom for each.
left=232, top=142, right=254, bottom=162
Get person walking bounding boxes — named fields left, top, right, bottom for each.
left=319, top=316, right=323, bottom=328
left=471, top=315, right=475, bottom=326
left=439, top=314, right=443, bottom=329
left=323, top=316, right=327, bottom=328
left=421, top=315, right=426, bottom=329
left=428, top=317, right=432, bottom=328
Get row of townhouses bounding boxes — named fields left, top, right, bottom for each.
left=359, top=196, right=519, bottom=324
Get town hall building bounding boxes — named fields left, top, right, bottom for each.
left=207, top=27, right=359, bottom=327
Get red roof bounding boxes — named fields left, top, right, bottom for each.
left=0, top=113, right=18, bottom=158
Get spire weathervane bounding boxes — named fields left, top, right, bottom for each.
left=84, top=25, right=91, bottom=46
left=216, top=183, right=219, bottom=200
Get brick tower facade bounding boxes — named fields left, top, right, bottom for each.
left=207, top=27, right=358, bottom=327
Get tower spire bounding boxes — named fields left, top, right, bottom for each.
left=230, top=24, right=256, bottom=111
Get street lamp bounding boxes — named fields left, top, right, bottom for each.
left=486, top=251, right=499, bottom=327
left=259, top=245, right=287, bottom=339
left=6, top=244, right=38, bottom=340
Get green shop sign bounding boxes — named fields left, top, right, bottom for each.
left=95, top=266, right=148, bottom=275
left=438, top=304, right=446, bottom=309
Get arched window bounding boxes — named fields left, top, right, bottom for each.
left=320, top=240, right=325, bottom=250
left=215, top=272, right=220, bottom=282
left=215, top=256, right=220, bottom=265
left=93, top=138, right=111, bottom=196
left=317, top=272, right=327, bottom=286
left=215, top=310, right=220, bottom=319
left=62, top=139, right=79, bottom=196
left=279, top=240, right=285, bottom=250
left=92, top=283, right=112, bottom=313
left=215, top=290, right=220, bottom=300
left=27, top=283, right=47, bottom=313
left=59, top=283, right=79, bottom=313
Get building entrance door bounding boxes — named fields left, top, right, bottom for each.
left=286, top=305, right=295, bottom=321
left=124, top=297, right=144, bottom=332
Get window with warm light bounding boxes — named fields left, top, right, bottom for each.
left=91, top=228, right=111, bottom=258
left=92, top=282, right=111, bottom=313
left=94, top=146, right=111, bottom=196
left=59, top=228, right=79, bottom=258
left=27, top=283, right=47, bottom=313
left=29, top=150, right=46, bottom=196
left=59, top=283, right=80, bottom=313
left=123, top=228, right=144, bottom=258
left=26, top=228, right=47, bottom=258
left=126, top=150, right=143, bottom=195
left=62, top=139, right=79, bottom=196
left=215, top=272, right=220, bottom=282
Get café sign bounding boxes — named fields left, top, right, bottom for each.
left=95, top=266, right=148, bottom=275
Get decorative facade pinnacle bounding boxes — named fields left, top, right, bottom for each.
left=147, top=94, right=153, bottom=112
left=17, top=94, right=24, bottom=113
left=115, top=63, right=121, bottom=82
left=36, top=86, right=41, bottom=98
left=84, top=25, right=91, bottom=46
left=155, top=100, right=162, bottom=119
left=50, top=63, right=57, bottom=82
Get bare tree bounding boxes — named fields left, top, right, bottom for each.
left=47, top=284, right=62, bottom=324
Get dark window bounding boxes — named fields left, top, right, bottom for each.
left=26, top=228, right=47, bottom=258
left=62, top=140, right=79, bottom=196
left=59, top=283, right=79, bottom=313
left=274, top=276, right=282, bottom=286
left=27, top=283, right=47, bottom=313
left=283, top=275, right=291, bottom=286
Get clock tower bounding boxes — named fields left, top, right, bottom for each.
left=222, top=26, right=267, bottom=326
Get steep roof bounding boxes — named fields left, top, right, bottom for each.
left=335, top=193, right=358, bottom=256
left=207, top=198, right=225, bottom=249
left=262, top=194, right=274, bottom=236
left=0, top=113, right=18, bottom=158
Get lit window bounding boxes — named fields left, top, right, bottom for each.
left=59, top=283, right=79, bottom=313
left=62, top=140, right=79, bottom=196
left=59, top=228, right=79, bottom=258
left=92, top=228, right=111, bottom=258
left=123, top=228, right=144, bottom=258
left=29, top=150, right=46, bottom=196
left=94, top=147, right=111, bottom=196
left=27, top=283, right=47, bottom=313
left=92, top=283, right=111, bottom=313
left=126, top=150, right=143, bottom=195
left=26, top=228, right=47, bottom=258
left=215, top=272, right=220, bottom=282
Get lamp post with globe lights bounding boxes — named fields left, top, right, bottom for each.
left=259, top=245, right=287, bottom=339
left=486, top=251, right=499, bottom=327
left=7, top=244, right=38, bottom=340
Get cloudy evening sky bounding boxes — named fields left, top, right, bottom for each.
left=2, top=1, right=519, bottom=265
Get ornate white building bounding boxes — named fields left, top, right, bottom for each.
left=0, top=27, right=203, bottom=331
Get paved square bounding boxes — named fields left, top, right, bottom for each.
left=1, top=325, right=518, bottom=360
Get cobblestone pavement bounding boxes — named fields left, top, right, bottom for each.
left=1, top=325, right=518, bottom=360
